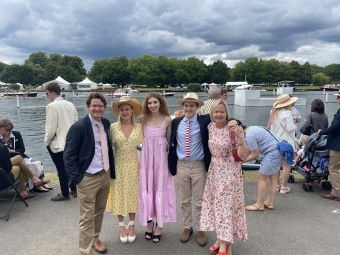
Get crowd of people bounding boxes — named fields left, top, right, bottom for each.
left=1, top=83, right=339, bottom=255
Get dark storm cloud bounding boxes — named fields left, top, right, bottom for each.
left=1, top=0, right=340, bottom=68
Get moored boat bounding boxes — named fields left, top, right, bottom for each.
left=1, top=91, right=38, bottom=98
left=320, top=84, right=340, bottom=91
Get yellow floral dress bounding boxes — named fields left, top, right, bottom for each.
left=106, top=122, right=143, bottom=216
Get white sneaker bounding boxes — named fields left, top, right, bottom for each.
left=280, top=186, right=291, bottom=194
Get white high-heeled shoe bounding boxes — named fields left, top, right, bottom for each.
left=119, top=221, right=128, bottom=244
left=127, top=221, right=136, bottom=243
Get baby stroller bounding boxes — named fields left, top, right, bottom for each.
left=294, top=133, right=332, bottom=192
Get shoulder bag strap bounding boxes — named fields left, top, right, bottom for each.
left=263, top=127, right=279, bottom=142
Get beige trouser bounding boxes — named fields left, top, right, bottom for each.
left=329, top=150, right=340, bottom=197
left=177, top=160, right=207, bottom=230
left=10, top=155, right=34, bottom=192
left=77, top=170, right=110, bottom=255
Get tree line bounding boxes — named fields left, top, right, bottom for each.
left=0, top=51, right=339, bottom=87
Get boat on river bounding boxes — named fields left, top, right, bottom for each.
left=320, top=84, right=340, bottom=91
left=160, top=91, right=175, bottom=97
left=1, top=91, right=38, bottom=98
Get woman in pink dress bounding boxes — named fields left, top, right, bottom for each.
left=200, top=100, right=248, bottom=255
left=138, top=92, right=176, bottom=243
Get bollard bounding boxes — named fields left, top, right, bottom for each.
left=16, top=95, right=20, bottom=108
left=323, top=89, right=325, bottom=95
left=325, top=93, right=328, bottom=103
left=73, top=91, right=75, bottom=97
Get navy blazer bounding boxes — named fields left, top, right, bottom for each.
left=63, top=115, right=115, bottom=185
left=0, top=143, right=15, bottom=190
left=168, top=114, right=211, bottom=176
left=320, top=108, right=340, bottom=151
left=0, top=131, right=28, bottom=158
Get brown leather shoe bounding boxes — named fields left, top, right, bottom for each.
left=180, top=228, right=193, bottom=243
left=92, top=240, right=107, bottom=254
left=50, top=193, right=70, bottom=202
left=21, top=192, right=38, bottom=200
left=321, top=193, right=340, bottom=201
left=197, top=231, right=207, bottom=246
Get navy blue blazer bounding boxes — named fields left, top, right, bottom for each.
left=168, top=114, right=211, bottom=176
left=320, top=108, right=340, bottom=151
left=0, top=143, right=15, bottom=190
left=0, top=131, right=28, bottom=158
left=63, top=115, right=115, bottom=185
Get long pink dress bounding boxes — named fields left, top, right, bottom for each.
left=138, top=117, right=176, bottom=227
left=200, top=122, right=248, bottom=242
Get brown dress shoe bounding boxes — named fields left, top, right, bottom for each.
left=92, top=240, right=107, bottom=254
left=180, top=228, right=193, bottom=243
left=321, top=193, right=340, bottom=201
left=197, top=231, right=207, bottom=246
left=21, top=192, right=38, bottom=200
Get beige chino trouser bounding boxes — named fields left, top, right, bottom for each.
left=176, top=160, right=207, bottom=230
left=77, top=170, right=110, bottom=255
left=329, top=150, right=340, bottom=197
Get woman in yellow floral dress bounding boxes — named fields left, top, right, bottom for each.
left=106, top=96, right=143, bottom=244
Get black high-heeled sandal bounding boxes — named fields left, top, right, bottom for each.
left=152, top=222, right=162, bottom=243
left=145, top=220, right=153, bottom=241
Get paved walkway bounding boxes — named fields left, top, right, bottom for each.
left=1, top=181, right=339, bottom=255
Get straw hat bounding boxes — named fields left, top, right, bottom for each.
left=177, top=92, right=204, bottom=108
left=333, top=90, right=340, bottom=96
left=273, top=94, right=298, bottom=109
left=111, top=96, right=142, bottom=117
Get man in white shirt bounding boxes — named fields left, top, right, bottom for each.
left=44, top=82, right=78, bottom=201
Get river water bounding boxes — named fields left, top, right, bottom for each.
left=0, top=91, right=338, bottom=172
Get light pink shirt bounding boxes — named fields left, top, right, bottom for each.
left=86, top=114, right=107, bottom=174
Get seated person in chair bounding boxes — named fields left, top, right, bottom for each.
left=0, top=143, right=49, bottom=199
left=0, top=118, right=52, bottom=192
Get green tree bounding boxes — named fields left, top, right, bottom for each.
left=187, top=83, right=202, bottom=92
left=101, top=56, right=130, bottom=84
left=58, top=55, right=87, bottom=76
left=207, top=60, right=229, bottom=84
left=183, top=57, right=207, bottom=83
left=244, top=57, right=264, bottom=84
left=88, top=59, right=109, bottom=83
left=174, top=69, right=190, bottom=84
left=324, top=63, right=340, bottom=82
left=313, top=73, right=330, bottom=86
left=231, top=61, right=246, bottom=81
left=48, top=53, right=63, bottom=64
left=25, top=51, right=48, bottom=68
left=311, top=64, right=324, bottom=75
left=55, top=65, right=81, bottom=82
left=0, top=64, right=34, bottom=84
left=0, top=61, right=8, bottom=75
left=128, top=54, right=158, bottom=86
left=289, top=61, right=303, bottom=84
left=44, top=62, right=58, bottom=81
left=301, top=62, right=312, bottom=85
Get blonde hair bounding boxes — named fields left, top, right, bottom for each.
left=301, top=135, right=309, bottom=145
left=273, top=104, right=292, bottom=119
left=117, top=104, right=136, bottom=126
left=210, top=99, right=230, bottom=121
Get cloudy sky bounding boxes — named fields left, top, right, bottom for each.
left=1, top=0, right=340, bottom=70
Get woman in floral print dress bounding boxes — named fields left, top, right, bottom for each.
left=200, top=100, right=248, bottom=255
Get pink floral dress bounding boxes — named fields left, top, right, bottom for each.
left=200, top=122, right=248, bottom=243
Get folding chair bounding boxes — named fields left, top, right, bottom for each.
left=0, top=167, right=29, bottom=221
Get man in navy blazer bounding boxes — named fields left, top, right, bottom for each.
left=168, top=92, right=211, bottom=247
left=64, top=93, right=115, bottom=255
left=319, top=91, right=340, bottom=201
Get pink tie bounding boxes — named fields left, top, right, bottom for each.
left=97, top=123, right=109, bottom=171
left=185, top=120, right=191, bottom=158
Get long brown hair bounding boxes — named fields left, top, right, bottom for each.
left=142, top=92, right=170, bottom=121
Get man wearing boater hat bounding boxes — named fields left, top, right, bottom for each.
left=318, top=90, right=340, bottom=201
left=168, top=92, right=211, bottom=246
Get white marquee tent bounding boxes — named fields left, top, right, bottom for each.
left=42, top=76, right=71, bottom=90
left=77, top=77, right=97, bottom=90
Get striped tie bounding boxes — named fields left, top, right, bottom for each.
left=185, top=120, right=191, bottom=158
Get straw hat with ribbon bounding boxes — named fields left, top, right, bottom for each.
left=273, top=94, right=298, bottom=109
left=177, top=92, right=204, bottom=108
left=111, top=96, right=142, bottom=117
left=333, top=90, right=340, bottom=96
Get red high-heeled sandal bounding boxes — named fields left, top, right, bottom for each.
left=217, top=243, right=231, bottom=255
left=210, top=244, right=219, bottom=255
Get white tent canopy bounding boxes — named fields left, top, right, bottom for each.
left=77, top=77, right=97, bottom=90
left=0, top=81, right=7, bottom=86
left=42, top=76, right=70, bottom=90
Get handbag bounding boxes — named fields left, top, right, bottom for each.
left=230, top=130, right=243, bottom=162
